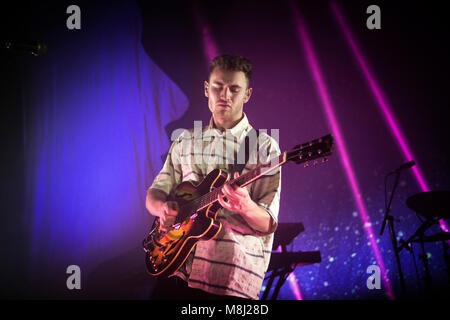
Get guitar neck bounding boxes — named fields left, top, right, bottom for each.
left=196, top=153, right=287, bottom=211
left=176, top=133, right=334, bottom=219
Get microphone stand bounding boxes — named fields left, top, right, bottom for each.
left=380, top=170, right=406, bottom=296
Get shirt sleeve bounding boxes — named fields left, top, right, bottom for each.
left=248, top=134, right=281, bottom=234
left=149, top=139, right=182, bottom=197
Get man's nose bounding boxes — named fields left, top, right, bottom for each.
left=220, top=87, right=232, bottom=100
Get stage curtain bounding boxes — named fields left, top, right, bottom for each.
left=20, top=1, right=188, bottom=297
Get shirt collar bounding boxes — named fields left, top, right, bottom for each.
left=208, top=113, right=250, bottom=137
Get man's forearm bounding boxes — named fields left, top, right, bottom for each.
left=240, top=200, right=273, bottom=234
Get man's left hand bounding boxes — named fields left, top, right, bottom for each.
left=218, top=172, right=255, bottom=214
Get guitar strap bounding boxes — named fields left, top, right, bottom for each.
left=233, top=128, right=259, bottom=175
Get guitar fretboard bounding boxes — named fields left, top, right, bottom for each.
left=191, top=153, right=285, bottom=212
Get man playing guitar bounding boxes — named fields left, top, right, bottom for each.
left=146, top=54, right=281, bottom=300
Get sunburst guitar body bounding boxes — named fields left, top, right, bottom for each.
left=143, top=169, right=229, bottom=277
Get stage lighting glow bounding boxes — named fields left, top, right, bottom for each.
left=291, top=4, right=395, bottom=300
left=288, top=272, right=303, bottom=300
left=193, top=4, right=219, bottom=62
left=330, top=1, right=449, bottom=234
left=201, top=26, right=219, bottom=62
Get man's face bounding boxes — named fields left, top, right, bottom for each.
left=205, top=67, right=252, bottom=126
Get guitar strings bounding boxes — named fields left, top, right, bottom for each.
left=173, top=138, right=333, bottom=219
left=176, top=165, right=260, bottom=216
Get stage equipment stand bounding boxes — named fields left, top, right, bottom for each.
left=380, top=161, right=416, bottom=296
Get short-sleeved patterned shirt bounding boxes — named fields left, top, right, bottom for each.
left=149, top=113, right=281, bottom=299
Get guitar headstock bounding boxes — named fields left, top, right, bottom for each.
left=286, top=134, right=334, bottom=166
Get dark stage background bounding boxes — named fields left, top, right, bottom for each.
left=1, top=0, right=449, bottom=300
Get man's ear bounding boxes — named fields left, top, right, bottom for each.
left=244, top=87, right=253, bottom=103
left=204, top=81, right=209, bottom=97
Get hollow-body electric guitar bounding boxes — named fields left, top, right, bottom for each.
left=142, top=134, right=334, bottom=277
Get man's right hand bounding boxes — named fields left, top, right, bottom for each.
left=146, top=189, right=180, bottom=232
left=157, top=200, right=179, bottom=231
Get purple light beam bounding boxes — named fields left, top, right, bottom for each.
left=193, top=3, right=219, bottom=62
left=330, top=1, right=449, bottom=234
left=291, top=4, right=396, bottom=300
